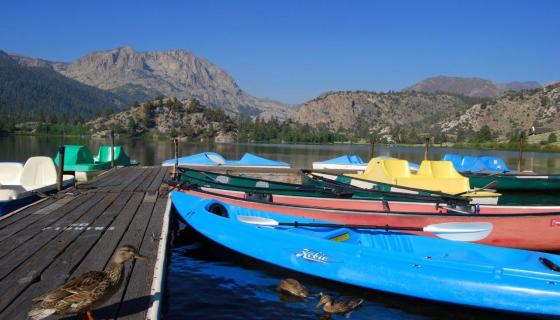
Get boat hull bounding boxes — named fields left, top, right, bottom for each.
left=469, top=174, right=560, bottom=191
left=177, top=188, right=560, bottom=250
left=172, top=191, right=560, bottom=316
left=178, top=168, right=470, bottom=204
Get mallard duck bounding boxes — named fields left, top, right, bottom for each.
left=28, top=245, right=146, bottom=320
left=276, top=278, right=309, bottom=298
left=316, top=292, right=363, bottom=314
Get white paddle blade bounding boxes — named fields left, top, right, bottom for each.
left=424, top=222, right=493, bottom=242
left=237, top=215, right=279, bottom=226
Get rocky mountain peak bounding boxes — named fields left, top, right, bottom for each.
left=404, top=76, right=541, bottom=97
left=15, top=46, right=293, bottom=119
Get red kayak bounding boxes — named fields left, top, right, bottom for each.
left=179, top=188, right=560, bottom=250
left=198, top=186, right=560, bottom=215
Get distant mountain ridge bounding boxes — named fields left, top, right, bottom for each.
left=0, top=51, right=128, bottom=119
left=10, top=46, right=293, bottom=119
left=404, top=76, right=541, bottom=97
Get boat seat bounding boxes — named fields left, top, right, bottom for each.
left=461, top=156, right=486, bottom=173
left=20, top=157, right=57, bottom=190
left=255, top=181, right=270, bottom=188
left=348, top=158, right=411, bottom=185
left=442, top=154, right=463, bottom=171
left=0, top=163, right=24, bottom=185
left=401, top=161, right=469, bottom=194
left=215, top=175, right=230, bottom=184
left=206, top=153, right=226, bottom=165
left=0, top=185, right=26, bottom=201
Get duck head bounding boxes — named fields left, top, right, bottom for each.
left=316, top=292, right=332, bottom=308
left=112, top=245, right=147, bottom=264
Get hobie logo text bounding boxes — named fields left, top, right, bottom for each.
left=295, top=249, right=329, bottom=263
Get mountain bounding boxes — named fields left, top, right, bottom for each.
left=11, top=46, right=293, bottom=119
left=294, top=90, right=478, bottom=141
left=439, top=83, right=560, bottom=136
left=87, top=97, right=237, bottom=142
left=0, top=51, right=127, bottom=119
left=404, top=76, right=541, bottom=97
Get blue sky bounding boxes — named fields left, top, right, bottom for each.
left=1, top=0, right=559, bottom=104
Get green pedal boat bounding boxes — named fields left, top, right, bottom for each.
left=54, top=145, right=138, bottom=182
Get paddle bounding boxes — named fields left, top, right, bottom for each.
left=454, top=180, right=498, bottom=196
left=237, top=216, right=493, bottom=242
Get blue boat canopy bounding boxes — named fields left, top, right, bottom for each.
left=314, top=154, right=366, bottom=165
left=442, top=154, right=510, bottom=173
left=162, top=152, right=290, bottom=167
left=228, top=153, right=290, bottom=166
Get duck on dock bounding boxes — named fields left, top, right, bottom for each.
left=276, top=278, right=309, bottom=299
left=316, top=292, right=363, bottom=314
left=28, top=245, right=146, bottom=320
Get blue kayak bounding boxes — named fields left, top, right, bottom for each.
left=443, top=154, right=510, bottom=173
left=172, top=190, right=560, bottom=316
left=162, top=152, right=290, bottom=168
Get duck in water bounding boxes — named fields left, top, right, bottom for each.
left=316, top=292, right=363, bottom=315
left=276, top=278, right=309, bottom=299
left=28, top=245, right=146, bottom=320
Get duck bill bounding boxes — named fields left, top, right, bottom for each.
left=315, top=302, right=323, bottom=308
left=134, top=254, right=148, bottom=260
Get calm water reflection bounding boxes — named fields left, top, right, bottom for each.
left=1, top=135, right=559, bottom=173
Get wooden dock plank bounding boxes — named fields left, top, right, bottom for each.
left=122, top=167, right=156, bottom=192
left=0, top=192, right=135, bottom=319
left=113, top=167, right=147, bottom=193
left=0, top=193, right=119, bottom=313
left=147, top=167, right=169, bottom=193
left=118, top=195, right=167, bottom=320
left=0, top=193, right=98, bottom=261
left=0, top=166, right=170, bottom=320
left=133, top=167, right=161, bottom=192
left=94, top=192, right=158, bottom=319
left=0, top=197, right=56, bottom=230
left=0, top=196, right=77, bottom=243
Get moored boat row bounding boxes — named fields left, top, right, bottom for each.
left=171, top=190, right=560, bottom=317
left=168, top=150, right=560, bottom=317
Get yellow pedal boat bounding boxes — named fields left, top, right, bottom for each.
left=346, top=158, right=500, bottom=205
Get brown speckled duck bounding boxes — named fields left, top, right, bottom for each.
left=316, top=292, right=363, bottom=314
left=276, top=278, right=309, bottom=298
left=28, top=245, right=146, bottom=320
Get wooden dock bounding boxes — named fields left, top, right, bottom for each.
left=0, top=166, right=171, bottom=319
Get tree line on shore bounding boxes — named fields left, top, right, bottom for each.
left=1, top=98, right=558, bottom=152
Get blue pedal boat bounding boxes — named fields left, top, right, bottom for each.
left=162, top=152, right=290, bottom=168
left=313, top=154, right=419, bottom=171
left=172, top=190, right=560, bottom=317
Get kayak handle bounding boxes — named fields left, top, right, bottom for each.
left=540, top=257, right=560, bottom=272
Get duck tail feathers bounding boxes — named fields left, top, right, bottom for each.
left=28, top=308, right=56, bottom=320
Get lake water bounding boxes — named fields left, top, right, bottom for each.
left=1, top=135, right=559, bottom=174
left=1, top=135, right=558, bottom=319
